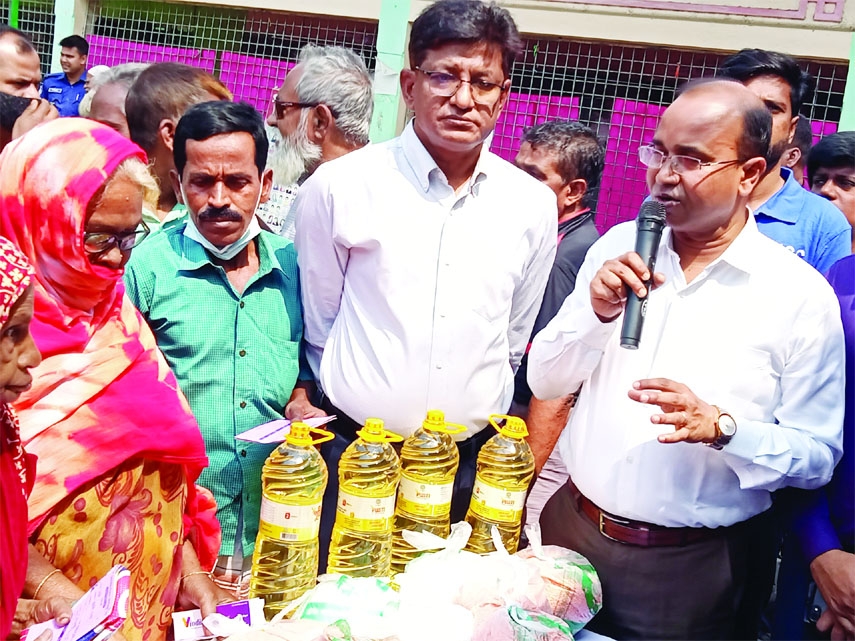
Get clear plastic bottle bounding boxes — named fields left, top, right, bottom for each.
left=249, top=421, right=333, bottom=617
left=464, top=414, right=535, bottom=554
left=391, top=410, right=464, bottom=575
left=327, top=418, right=403, bottom=578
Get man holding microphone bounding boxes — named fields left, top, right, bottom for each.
left=528, top=79, right=844, bottom=640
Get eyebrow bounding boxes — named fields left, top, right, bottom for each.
left=650, top=138, right=712, bottom=158
left=762, top=98, right=787, bottom=112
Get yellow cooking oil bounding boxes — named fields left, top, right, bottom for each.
left=248, top=421, right=333, bottom=617
left=391, top=410, right=464, bottom=575
left=327, top=418, right=403, bottom=578
left=464, top=414, right=535, bottom=555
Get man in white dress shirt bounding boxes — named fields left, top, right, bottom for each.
left=528, top=79, right=844, bottom=640
left=294, top=0, right=556, bottom=568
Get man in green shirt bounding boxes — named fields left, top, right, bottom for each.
left=125, top=101, right=323, bottom=597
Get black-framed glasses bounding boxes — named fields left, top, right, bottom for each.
left=83, top=219, right=150, bottom=256
left=271, top=99, right=339, bottom=120
left=638, top=145, right=741, bottom=175
left=414, top=67, right=507, bottom=105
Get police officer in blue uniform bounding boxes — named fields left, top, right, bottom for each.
left=40, top=35, right=88, bottom=117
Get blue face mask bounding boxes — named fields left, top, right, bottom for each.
left=180, top=182, right=263, bottom=261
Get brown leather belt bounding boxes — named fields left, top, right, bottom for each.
left=569, top=480, right=718, bottom=547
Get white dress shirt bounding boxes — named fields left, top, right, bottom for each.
left=294, top=121, right=557, bottom=439
left=528, top=215, right=845, bottom=528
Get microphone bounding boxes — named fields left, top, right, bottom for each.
left=620, top=200, right=667, bottom=350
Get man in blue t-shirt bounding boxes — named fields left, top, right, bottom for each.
left=808, top=132, right=855, bottom=255
left=40, top=35, right=88, bottom=117
left=719, top=49, right=849, bottom=273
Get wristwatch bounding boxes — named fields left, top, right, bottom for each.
left=707, top=406, right=737, bottom=450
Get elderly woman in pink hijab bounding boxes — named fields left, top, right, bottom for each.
left=0, top=118, right=232, bottom=640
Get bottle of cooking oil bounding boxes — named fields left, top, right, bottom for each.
left=464, top=414, right=535, bottom=555
left=391, top=410, right=464, bottom=575
left=249, top=421, right=334, bottom=617
left=327, top=418, right=403, bottom=578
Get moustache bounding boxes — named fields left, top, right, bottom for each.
left=197, top=207, right=243, bottom=222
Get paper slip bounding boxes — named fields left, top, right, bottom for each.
left=172, top=599, right=266, bottom=641
left=23, top=565, right=130, bottom=641
left=236, top=415, right=336, bottom=444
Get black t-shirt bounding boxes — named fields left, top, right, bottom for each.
left=513, top=211, right=600, bottom=406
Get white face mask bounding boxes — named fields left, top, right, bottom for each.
left=180, top=182, right=263, bottom=261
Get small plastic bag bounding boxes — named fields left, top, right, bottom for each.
left=514, top=523, right=602, bottom=633
left=293, top=575, right=400, bottom=639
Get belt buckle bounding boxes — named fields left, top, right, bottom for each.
left=598, top=510, right=622, bottom=543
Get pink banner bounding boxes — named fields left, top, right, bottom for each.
left=490, top=92, right=580, bottom=162
left=86, top=34, right=216, bottom=72
left=219, top=52, right=296, bottom=114
left=597, top=98, right=666, bottom=233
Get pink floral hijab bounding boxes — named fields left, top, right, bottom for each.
left=0, top=119, right=218, bottom=566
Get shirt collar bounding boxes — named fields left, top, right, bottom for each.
left=178, top=223, right=285, bottom=278
left=400, top=119, right=489, bottom=194
left=663, top=209, right=761, bottom=277
left=754, top=167, right=800, bottom=223
left=715, top=210, right=763, bottom=274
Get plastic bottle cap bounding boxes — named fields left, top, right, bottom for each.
left=286, top=422, right=312, bottom=446
left=286, top=421, right=334, bottom=446
left=424, top=409, right=446, bottom=427
left=356, top=418, right=404, bottom=443
left=421, top=409, right=467, bottom=435
left=489, top=414, right=529, bottom=439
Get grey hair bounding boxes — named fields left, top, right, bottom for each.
left=81, top=63, right=150, bottom=117
left=90, top=156, right=160, bottom=215
left=93, top=62, right=150, bottom=95
left=294, top=45, right=373, bottom=146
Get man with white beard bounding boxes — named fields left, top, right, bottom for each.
left=260, top=45, right=373, bottom=239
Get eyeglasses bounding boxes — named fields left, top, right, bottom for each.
left=271, top=99, right=339, bottom=120
left=83, top=220, right=150, bottom=256
left=414, top=67, right=507, bottom=105
left=638, top=145, right=742, bottom=175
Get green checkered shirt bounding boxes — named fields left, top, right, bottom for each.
left=125, top=223, right=306, bottom=557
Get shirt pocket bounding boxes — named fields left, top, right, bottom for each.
left=261, top=339, right=301, bottom=412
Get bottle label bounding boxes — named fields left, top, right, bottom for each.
left=258, top=496, right=322, bottom=542
left=397, top=475, right=454, bottom=517
left=469, top=476, right=526, bottom=522
left=336, top=490, right=396, bottom=532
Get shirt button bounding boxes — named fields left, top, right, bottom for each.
left=239, top=349, right=246, bottom=357
left=436, top=364, right=442, bottom=370
left=240, top=449, right=247, bottom=457
left=240, top=401, right=247, bottom=408
left=239, top=301, right=245, bottom=309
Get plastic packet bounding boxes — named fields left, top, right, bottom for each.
left=514, top=523, right=602, bottom=633
left=293, top=575, right=400, bottom=639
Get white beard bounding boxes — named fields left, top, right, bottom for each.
left=269, top=110, right=324, bottom=186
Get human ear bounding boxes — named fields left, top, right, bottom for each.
left=400, top=69, right=416, bottom=110
left=786, top=115, right=798, bottom=145
left=169, top=169, right=184, bottom=204
left=158, top=119, right=176, bottom=152
left=739, top=157, right=767, bottom=196
left=307, top=104, right=334, bottom=143
left=563, top=178, right=587, bottom=210
left=260, top=168, right=273, bottom=204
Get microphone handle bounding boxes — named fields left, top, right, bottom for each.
left=620, top=227, right=663, bottom=349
